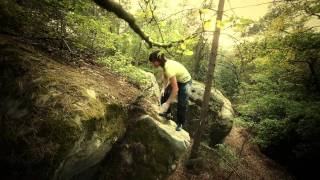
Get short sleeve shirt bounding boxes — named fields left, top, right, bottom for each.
left=164, top=59, right=191, bottom=83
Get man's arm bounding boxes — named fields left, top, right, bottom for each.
left=162, top=74, right=169, bottom=90
left=166, top=76, right=179, bottom=104
left=159, top=76, right=178, bottom=114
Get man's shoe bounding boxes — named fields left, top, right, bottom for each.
left=176, top=124, right=182, bottom=131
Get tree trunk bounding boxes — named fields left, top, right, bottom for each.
left=193, top=34, right=204, bottom=79
left=190, top=0, right=225, bottom=158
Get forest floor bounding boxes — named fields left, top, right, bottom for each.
left=168, top=124, right=295, bottom=180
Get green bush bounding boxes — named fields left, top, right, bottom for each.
left=214, top=144, right=240, bottom=171
left=99, top=52, right=149, bottom=87
left=255, top=118, right=290, bottom=149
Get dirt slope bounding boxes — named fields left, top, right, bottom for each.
left=167, top=124, right=295, bottom=180
left=222, top=124, right=294, bottom=180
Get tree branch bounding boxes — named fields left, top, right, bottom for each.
left=93, top=0, right=199, bottom=48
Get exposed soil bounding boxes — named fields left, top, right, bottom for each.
left=70, top=61, right=139, bottom=105
left=223, top=124, right=294, bottom=180
left=168, top=124, right=295, bottom=180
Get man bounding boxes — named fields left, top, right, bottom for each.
left=149, top=50, right=192, bottom=131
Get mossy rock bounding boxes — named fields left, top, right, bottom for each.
left=101, top=115, right=191, bottom=180
left=139, top=71, right=234, bottom=146
left=0, top=36, right=137, bottom=179
left=169, top=81, right=234, bottom=145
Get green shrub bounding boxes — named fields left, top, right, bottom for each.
left=214, top=144, right=240, bottom=171
left=255, top=118, right=289, bottom=149
left=99, top=52, right=149, bottom=87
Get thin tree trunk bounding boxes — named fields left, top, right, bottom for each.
left=193, top=34, right=204, bottom=78
left=190, top=0, right=225, bottom=158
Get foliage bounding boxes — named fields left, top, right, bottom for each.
left=99, top=52, right=149, bottom=87
left=255, top=118, right=290, bottom=149
left=66, top=7, right=116, bottom=53
left=215, top=52, right=240, bottom=100
left=214, top=144, right=240, bottom=171
left=212, top=0, right=320, bottom=178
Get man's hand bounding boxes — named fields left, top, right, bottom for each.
left=159, top=102, right=170, bottom=114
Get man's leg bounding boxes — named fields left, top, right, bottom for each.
left=177, top=83, right=188, bottom=130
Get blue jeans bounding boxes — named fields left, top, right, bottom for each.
left=161, top=81, right=192, bottom=125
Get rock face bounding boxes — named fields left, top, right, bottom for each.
left=94, top=70, right=192, bottom=180
left=145, top=72, right=234, bottom=146
left=100, top=115, right=191, bottom=180
left=187, top=81, right=234, bottom=145
left=138, top=69, right=161, bottom=105
left=0, top=36, right=135, bottom=179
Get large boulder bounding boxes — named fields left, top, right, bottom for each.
left=0, top=36, right=138, bottom=180
left=187, top=81, right=234, bottom=145
left=90, top=67, right=192, bottom=179
left=140, top=70, right=234, bottom=145
left=100, top=114, right=191, bottom=180
left=138, top=69, right=161, bottom=105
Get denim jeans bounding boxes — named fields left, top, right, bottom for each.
left=161, top=80, right=192, bottom=125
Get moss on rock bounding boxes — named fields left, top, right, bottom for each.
left=101, top=115, right=191, bottom=180
left=0, top=36, right=136, bottom=179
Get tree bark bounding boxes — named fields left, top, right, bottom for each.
left=190, top=0, right=225, bottom=158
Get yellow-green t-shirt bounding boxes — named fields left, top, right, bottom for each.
left=164, top=59, right=191, bottom=83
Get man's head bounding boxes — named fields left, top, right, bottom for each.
left=149, top=50, right=166, bottom=67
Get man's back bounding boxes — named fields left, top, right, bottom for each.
left=164, top=59, right=191, bottom=83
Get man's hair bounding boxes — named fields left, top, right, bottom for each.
left=149, top=50, right=165, bottom=62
